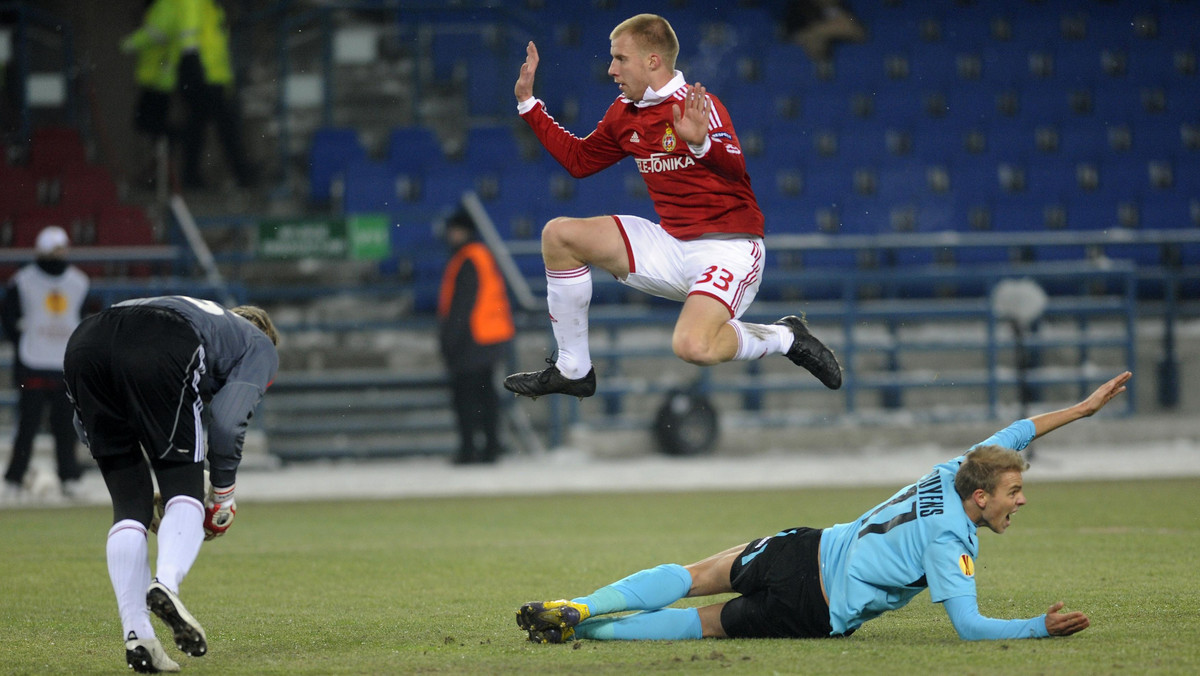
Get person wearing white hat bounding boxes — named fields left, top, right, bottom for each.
left=2, top=225, right=91, bottom=502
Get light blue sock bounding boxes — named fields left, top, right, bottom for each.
left=572, top=563, right=691, bottom=616
left=575, top=608, right=703, bottom=641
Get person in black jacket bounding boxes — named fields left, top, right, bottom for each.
left=437, top=210, right=515, bottom=465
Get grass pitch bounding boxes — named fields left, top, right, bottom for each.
left=1, top=478, right=1198, bottom=675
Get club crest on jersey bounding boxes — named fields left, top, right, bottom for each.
left=958, top=554, right=975, bottom=577
left=662, top=125, right=677, bottom=152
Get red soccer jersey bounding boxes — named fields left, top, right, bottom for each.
left=521, top=84, right=764, bottom=240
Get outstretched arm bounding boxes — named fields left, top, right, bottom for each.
left=943, top=596, right=1089, bottom=640
left=1030, top=371, right=1131, bottom=440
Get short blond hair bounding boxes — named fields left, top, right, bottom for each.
left=231, top=305, right=279, bottom=346
left=954, top=445, right=1029, bottom=500
left=610, top=14, right=679, bottom=71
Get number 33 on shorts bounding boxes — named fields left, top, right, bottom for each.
left=697, top=265, right=734, bottom=291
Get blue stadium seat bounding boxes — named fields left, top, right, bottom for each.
left=1132, top=120, right=1185, bottom=156
left=866, top=83, right=929, bottom=125
left=1100, top=158, right=1153, bottom=198
left=915, top=195, right=961, bottom=232
left=801, top=87, right=852, bottom=128
left=988, top=195, right=1034, bottom=232
left=876, top=163, right=931, bottom=202
left=419, top=166, right=476, bottom=214
left=949, top=161, right=1001, bottom=204
left=569, top=166, right=636, bottom=217
left=387, top=126, right=444, bottom=174
left=760, top=123, right=811, bottom=168
left=1053, top=45, right=1103, bottom=85
left=939, top=14, right=993, bottom=48
left=1170, top=156, right=1200, bottom=195
left=908, top=44, right=962, bottom=85
left=342, top=160, right=399, bottom=214
left=981, top=118, right=1036, bottom=162
left=1139, top=194, right=1195, bottom=230
left=761, top=43, right=817, bottom=85
left=1008, top=14, right=1065, bottom=48
left=865, top=16, right=923, bottom=50
left=981, top=44, right=1034, bottom=84
left=1066, top=195, right=1121, bottom=231
left=1089, top=80, right=1144, bottom=124
left=942, top=80, right=1001, bottom=124
left=309, top=127, right=367, bottom=204
left=462, top=125, right=526, bottom=173
left=1056, top=123, right=1111, bottom=161
left=912, top=124, right=969, bottom=164
left=838, top=196, right=886, bottom=235
left=837, top=121, right=889, bottom=162
left=1024, top=156, right=1081, bottom=199
left=488, top=170, right=555, bottom=240
left=833, top=47, right=888, bottom=88
left=1015, top=80, right=1070, bottom=124
left=1165, top=84, right=1200, bottom=121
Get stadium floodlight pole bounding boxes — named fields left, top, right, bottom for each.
left=461, top=190, right=541, bottom=312
left=169, top=193, right=238, bottom=307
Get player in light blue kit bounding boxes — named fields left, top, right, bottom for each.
left=517, top=371, right=1130, bottom=643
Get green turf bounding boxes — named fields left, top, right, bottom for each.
left=2, top=478, right=1198, bottom=675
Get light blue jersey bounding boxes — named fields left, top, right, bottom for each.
left=819, top=419, right=1036, bottom=636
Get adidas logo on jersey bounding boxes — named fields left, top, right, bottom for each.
left=629, top=132, right=640, bottom=143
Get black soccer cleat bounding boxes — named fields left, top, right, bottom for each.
left=775, top=315, right=843, bottom=390
left=124, top=632, right=180, bottom=673
left=147, top=580, right=207, bottom=658
left=503, top=362, right=596, bottom=400
left=526, top=626, right=574, bottom=644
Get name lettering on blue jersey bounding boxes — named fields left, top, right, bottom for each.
left=857, top=471, right=944, bottom=538
left=916, top=472, right=944, bottom=517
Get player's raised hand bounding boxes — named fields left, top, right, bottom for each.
left=671, top=82, right=710, bottom=147
left=1077, top=370, right=1131, bottom=417
left=515, top=41, right=540, bottom=102
left=1043, top=601, right=1090, bottom=636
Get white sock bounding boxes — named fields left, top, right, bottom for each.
left=107, top=520, right=155, bottom=639
left=728, top=320, right=793, bottom=361
left=546, top=266, right=593, bottom=379
left=154, top=495, right=205, bottom=594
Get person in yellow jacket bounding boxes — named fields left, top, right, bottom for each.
left=437, top=209, right=516, bottom=465
left=190, top=0, right=257, bottom=188
left=121, top=0, right=179, bottom=139
left=124, top=0, right=254, bottom=190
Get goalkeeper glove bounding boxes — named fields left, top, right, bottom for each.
left=204, top=483, right=237, bottom=540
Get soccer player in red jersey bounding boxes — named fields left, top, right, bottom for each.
left=504, top=13, right=842, bottom=400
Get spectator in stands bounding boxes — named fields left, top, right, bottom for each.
left=63, top=296, right=278, bottom=672
left=121, top=0, right=178, bottom=190
left=2, top=226, right=89, bottom=502
left=505, top=14, right=842, bottom=401
left=188, top=0, right=257, bottom=189
left=124, top=0, right=255, bottom=190
left=782, top=0, right=866, bottom=62
left=437, top=209, right=515, bottom=465
left=516, top=371, right=1129, bottom=644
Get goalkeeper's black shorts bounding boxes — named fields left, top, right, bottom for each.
left=65, top=305, right=210, bottom=464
